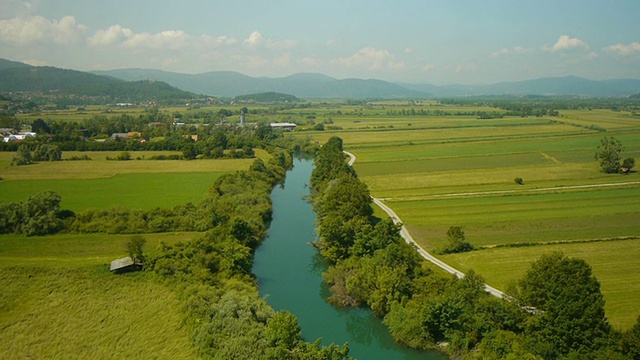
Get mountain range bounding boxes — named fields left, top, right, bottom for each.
left=2, top=58, right=640, bottom=99
left=92, top=69, right=640, bottom=98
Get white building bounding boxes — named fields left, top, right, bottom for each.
left=270, top=122, right=297, bottom=131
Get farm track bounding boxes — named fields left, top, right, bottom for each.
left=344, top=151, right=506, bottom=299
left=379, top=181, right=640, bottom=202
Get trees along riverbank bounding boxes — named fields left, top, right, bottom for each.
left=1, top=131, right=352, bottom=358
left=310, top=136, right=640, bottom=359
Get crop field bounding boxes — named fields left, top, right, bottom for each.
left=0, top=151, right=259, bottom=211
left=0, top=232, right=199, bottom=358
left=298, top=103, right=640, bottom=330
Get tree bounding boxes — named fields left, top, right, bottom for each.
left=126, top=235, right=146, bottom=262
left=622, top=157, right=635, bottom=171
left=11, top=145, right=33, bottom=166
left=595, top=136, right=623, bottom=173
left=517, top=252, right=610, bottom=355
left=622, top=316, right=640, bottom=359
left=32, top=118, right=51, bottom=134
left=439, top=226, right=473, bottom=254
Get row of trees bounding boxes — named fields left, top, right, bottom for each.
left=11, top=144, right=61, bottom=165
left=309, top=136, right=640, bottom=359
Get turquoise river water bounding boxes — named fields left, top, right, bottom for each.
left=253, top=157, right=447, bottom=360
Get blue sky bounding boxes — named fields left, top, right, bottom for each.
left=1, top=0, right=639, bottom=84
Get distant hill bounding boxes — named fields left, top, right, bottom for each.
left=3, top=58, right=639, bottom=99
left=402, top=76, right=640, bottom=97
left=234, top=92, right=299, bottom=103
left=96, top=68, right=640, bottom=98
left=0, top=62, right=197, bottom=102
left=93, top=69, right=429, bottom=99
left=0, top=58, right=32, bottom=71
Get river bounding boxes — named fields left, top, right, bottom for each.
left=253, top=157, right=447, bottom=360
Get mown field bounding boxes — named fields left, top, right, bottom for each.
left=0, top=150, right=262, bottom=211
left=295, top=102, right=640, bottom=330
left=0, top=232, right=199, bottom=359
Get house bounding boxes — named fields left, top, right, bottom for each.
left=270, top=122, right=297, bottom=131
left=111, top=133, right=129, bottom=141
left=2, top=131, right=36, bottom=143
left=109, top=257, right=143, bottom=273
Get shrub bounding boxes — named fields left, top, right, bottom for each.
left=514, top=177, right=524, bottom=185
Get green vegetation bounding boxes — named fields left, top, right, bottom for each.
left=310, top=136, right=639, bottom=358
left=285, top=99, right=640, bottom=331
left=234, top=91, right=299, bottom=103
left=0, top=65, right=198, bottom=105
left=3, top=92, right=640, bottom=357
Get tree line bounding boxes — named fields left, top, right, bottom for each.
left=309, top=136, right=640, bottom=359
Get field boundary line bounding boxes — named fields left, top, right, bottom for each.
left=379, top=181, right=640, bottom=202
left=344, top=151, right=505, bottom=299
left=540, top=151, right=561, bottom=164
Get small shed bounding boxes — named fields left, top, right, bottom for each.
left=110, top=257, right=143, bottom=273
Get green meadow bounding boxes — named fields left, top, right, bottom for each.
left=0, top=122, right=273, bottom=357
left=0, top=232, right=200, bottom=359
left=297, top=102, right=640, bottom=330
left=0, top=151, right=260, bottom=211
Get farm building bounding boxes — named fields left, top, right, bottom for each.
left=270, top=122, right=297, bottom=131
left=109, top=257, right=143, bottom=273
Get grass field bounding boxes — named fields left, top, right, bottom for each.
left=0, top=151, right=261, bottom=211
left=295, top=104, right=640, bottom=330
left=0, top=232, right=200, bottom=358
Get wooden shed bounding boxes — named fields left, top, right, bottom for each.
left=110, top=257, right=143, bottom=273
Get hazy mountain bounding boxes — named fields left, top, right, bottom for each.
left=2, top=58, right=639, bottom=99
left=0, top=58, right=32, bottom=71
left=96, top=67, right=640, bottom=98
left=93, top=69, right=429, bottom=98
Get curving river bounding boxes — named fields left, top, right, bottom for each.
left=253, top=157, right=447, bottom=360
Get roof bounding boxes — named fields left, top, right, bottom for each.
left=110, top=257, right=143, bottom=272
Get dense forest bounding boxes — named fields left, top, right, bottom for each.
left=309, top=136, right=640, bottom=359
left=0, top=64, right=201, bottom=105
left=234, top=91, right=299, bottom=103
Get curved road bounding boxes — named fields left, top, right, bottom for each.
left=344, top=151, right=505, bottom=299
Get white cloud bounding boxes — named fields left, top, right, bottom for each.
left=334, top=47, right=399, bottom=70
left=587, top=51, right=599, bottom=60
left=243, top=31, right=264, bottom=46
left=0, top=0, right=36, bottom=17
left=212, top=35, right=237, bottom=46
left=243, top=31, right=296, bottom=50
left=404, top=48, right=414, bottom=54
left=273, top=53, right=291, bottom=67
left=490, top=48, right=510, bottom=58
left=604, top=42, right=640, bottom=56
left=0, top=15, right=84, bottom=45
left=491, top=46, right=532, bottom=58
left=121, top=30, right=190, bottom=50
left=88, top=24, right=132, bottom=46
left=545, top=35, right=588, bottom=52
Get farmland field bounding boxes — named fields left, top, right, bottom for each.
left=0, top=232, right=200, bottom=359
left=0, top=151, right=260, bottom=211
left=295, top=102, right=640, bottom=330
